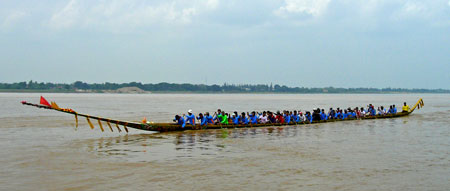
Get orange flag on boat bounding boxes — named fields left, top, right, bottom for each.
left=40, top=96, right=51, bottom=107
left=50, top=101, right=60, bottom=109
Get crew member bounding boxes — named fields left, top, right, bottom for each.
left=402, top=102, right=410, bottom=112
left=173, top=115, right=186, bottom=128
left=205, top=112, right=214, bottom=125
left=197, top=113, right=207, bottom=125
left=185, top=109, right=195, bottom=125
left=240, top=112, right=249, bottom=124
left=249, top=111, right=258, bottom=124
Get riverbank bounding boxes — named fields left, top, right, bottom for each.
left=1, top=89, right=449, bottom=94
left=2, top=81, right=449, bottom=94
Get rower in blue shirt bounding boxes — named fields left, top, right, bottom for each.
left=284, top=111, right=291, bottom=124
left=320, top=109, right=327, bottom=120
left=305, top=112, right=312, bottom=123
left=293, top=111, right=299, bottom=122
left=370, top=107, right=376, bottom=116
left=231, top=113, right=240, bottom=124
left=197, top=113, right=207, bottom=126
left=173, top=115, right=186, bottom=128
left=205, top=112, right=214, bottom=125
left=240, top=112, right=249, bottom=124
left=289, top=111, right=295, bottom=123
left=351, top=111, right=356, bottom=118
left=335, top=109, right=342, bottom=119
left=392, top=105, right=397, bottom=114
left=328, top=108, right=336, bottom=119
left=248, top=111, right=258, bottom=124
left=367, top=104, right=376, bottom=116
left=342, top=111, right=349, bottom=119
left=185, top=109, right=195, bottom=125
left=346, top=108, right=354, bottom=118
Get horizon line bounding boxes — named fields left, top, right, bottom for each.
left=1, top=80, right=449, bottom=91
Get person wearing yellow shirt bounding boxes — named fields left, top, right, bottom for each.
left=402, top=102, right=410, bottom=112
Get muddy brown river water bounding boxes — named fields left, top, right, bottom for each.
left=0, top=93, right=449, bottom=190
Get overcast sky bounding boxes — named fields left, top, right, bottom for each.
left=0, top=0, right=449, bottom=89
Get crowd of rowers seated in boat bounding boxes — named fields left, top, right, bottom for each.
left=172, top=102, right=411, bottom=127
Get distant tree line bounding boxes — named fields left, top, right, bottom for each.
left=0, top=80, right=448, bottom=93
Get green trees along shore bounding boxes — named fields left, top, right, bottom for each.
left=0, top=81, right=448, bottom=93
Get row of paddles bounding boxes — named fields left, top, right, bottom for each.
left=75, top=113, right=128, bottom=133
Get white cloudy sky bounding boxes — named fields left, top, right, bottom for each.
left=1, top=0, right=449, bottom=88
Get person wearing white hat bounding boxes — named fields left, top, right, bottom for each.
left=185, top=109, right=196, bottom=126
left=231, top=112, right=239, bottom=124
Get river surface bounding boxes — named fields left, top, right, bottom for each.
left=0, top=93, right=449, bottom=191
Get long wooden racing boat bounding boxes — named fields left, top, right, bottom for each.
left=21, top=97, right=424, bottom=133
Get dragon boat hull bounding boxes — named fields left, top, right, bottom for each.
left=21, top=98, right=424, bottom=133
left=140, top=111, right=411, bottom=132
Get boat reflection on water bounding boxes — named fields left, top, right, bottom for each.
left=79, top=125, right=316, bottom=162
